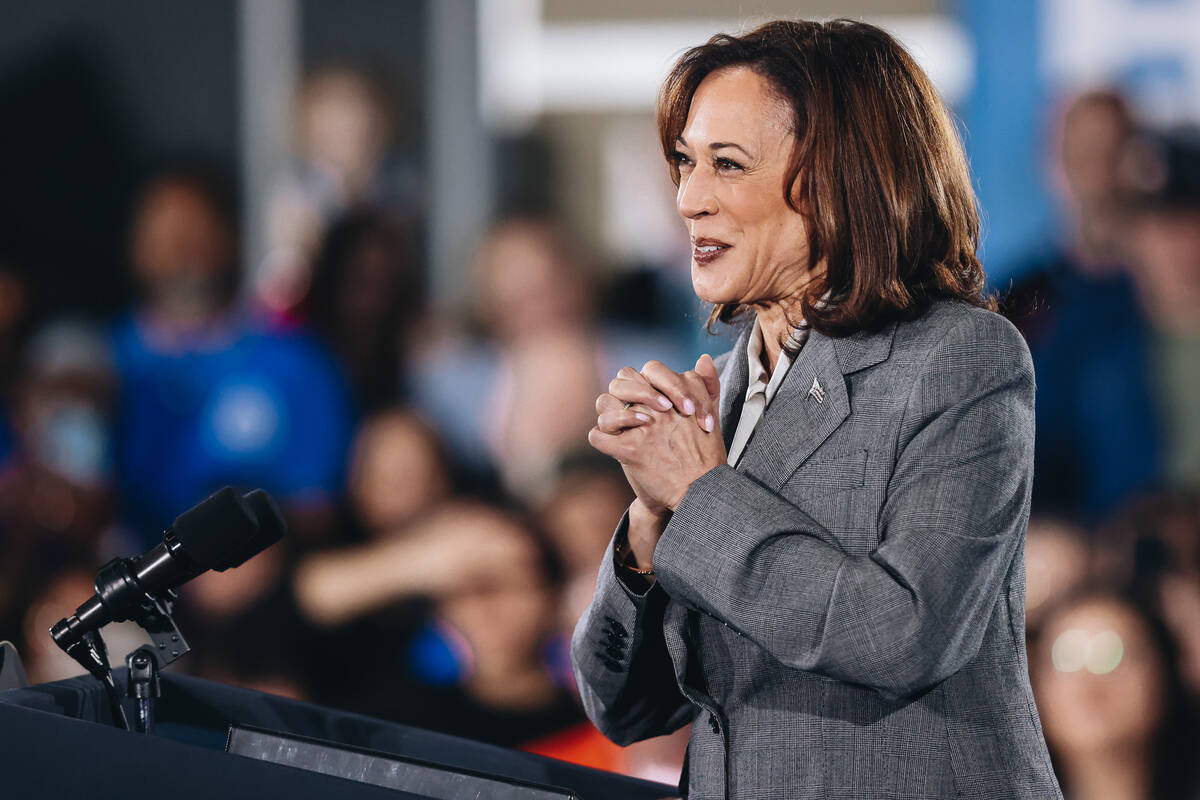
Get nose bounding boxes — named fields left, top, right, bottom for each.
left=677, top=164, right=718, bottom=220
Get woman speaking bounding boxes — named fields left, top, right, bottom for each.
left=572, top=19, right=1062, bottom=800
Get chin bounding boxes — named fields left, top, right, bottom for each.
left=690, top=271, right=743, bottom=306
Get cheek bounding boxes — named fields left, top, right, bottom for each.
left=730, top=189, right=807, bottom=261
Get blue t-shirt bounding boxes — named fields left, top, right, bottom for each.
left=111, top=314, right=352, bottom=547
left=1017, top=255, right=1163, bottom=523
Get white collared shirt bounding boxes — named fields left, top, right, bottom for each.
left=726, top=316, right=811, bottom=467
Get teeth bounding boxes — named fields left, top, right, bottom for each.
left=696, top=245, right=724, bottom=253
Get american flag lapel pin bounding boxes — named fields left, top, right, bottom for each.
left=808, top=377, right=826, bottom=404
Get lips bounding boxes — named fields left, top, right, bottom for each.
left=692, top=237, right=732, bottom=265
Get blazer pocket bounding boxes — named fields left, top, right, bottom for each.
left=784, top=448, right=868, bottom=497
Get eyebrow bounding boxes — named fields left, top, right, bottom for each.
left=676, top=136, right=753, bottom=159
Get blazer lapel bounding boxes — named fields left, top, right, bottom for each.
left=736, top=331, right=849, bottom=492
left=717, top=325, right=751, bottom=452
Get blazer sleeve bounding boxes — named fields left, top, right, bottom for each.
left=570, top=530, right=694, bottom=745
left=651, top=312, right=1036, bottom=701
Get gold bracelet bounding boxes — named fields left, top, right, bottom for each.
left=615, top=532, right=655, bottom=575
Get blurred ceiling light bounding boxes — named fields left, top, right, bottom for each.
left=478, top=0, right=975, bottom=131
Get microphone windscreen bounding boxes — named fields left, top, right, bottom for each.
left=171, top=487, right=261, bottom=571
left=224, top=489, right=287, bottom=569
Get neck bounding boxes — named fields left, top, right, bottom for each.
left=1060, top=742, right=1154, bottom=800
left=755, top=300, right=804, bottom=371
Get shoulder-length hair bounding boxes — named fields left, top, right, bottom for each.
left=657, top=19, right=994, bottom=337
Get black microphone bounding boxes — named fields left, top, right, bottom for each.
left=50, top=487, right=286, bottom=654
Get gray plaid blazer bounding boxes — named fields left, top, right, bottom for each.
left=571, top=300, right=1063, bottom=799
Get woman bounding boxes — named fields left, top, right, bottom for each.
left=1031, top=588, right=1199, bottom=800
left=572, top=19, right=1062, bottom=799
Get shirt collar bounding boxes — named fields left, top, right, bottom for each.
left=744, top=316, right=808, bottom=406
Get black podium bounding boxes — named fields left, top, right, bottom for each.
left=0, top=670, right=678, bottom=799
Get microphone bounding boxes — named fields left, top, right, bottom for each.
left=50, top=487, right=286, bottom=654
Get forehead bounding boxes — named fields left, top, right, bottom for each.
left=1052, top=599, right=1145, bottom=639
left=682, top=66, right=793, bottom=146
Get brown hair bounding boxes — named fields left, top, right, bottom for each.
left=657, top=19, right=994, bottom=338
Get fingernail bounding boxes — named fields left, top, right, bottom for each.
left=704, top=414, right=714, bottom=432
left=683, top=398, right=695, bottom=415
left=635, top=413, right=650, bottom=422
left=656, top=396, right=672, bottom=410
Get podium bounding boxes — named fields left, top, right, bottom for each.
left=0, top=670, right=678, bottom=799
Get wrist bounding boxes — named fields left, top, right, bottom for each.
left=629, top=499, right=669, bottom=540
left=624, top=499, right=668, bottom=571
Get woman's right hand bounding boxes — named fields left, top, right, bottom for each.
left=594, top=354, right=721, bottom=435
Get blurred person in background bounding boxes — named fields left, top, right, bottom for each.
left=296, top=498, right=583, bottom=747
left=344, top=408, right=453, bottom=536
left=0, top=320, right=121, bottom=556
left=1025, top=515, right=1092, bottom=637
left=0, top=320, right=132, bottom=676
left=538, top=452, right=637, bottom=639
left=1006, top=90, right=1161, bottom=523
left=297, top=210, right=425, bottom=412
left=411, top=216, right=692, bottom=498
left=399, top=505, right=586, bottom=748
left=183, top=407, right=454, bottom=700
left=1031, top=588, right=1200, bottom=800
left=522, top=451, right=689, bottom=779
left=292, top=407, right=458, bottom=708
left=1120, top=127, right=1200, bottom=491
left=1093, top=489, right=1200, bottom=695
left=176, top=507, right=309, bottom=700
left=110, top=161, right=352, bottom=551
left=259, top=64, right=421, bottom=317
left=410, top=218, right=606, bottom=498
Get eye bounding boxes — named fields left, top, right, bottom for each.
left=671, top=150, right=694, bottom=169
left=714, top=156, right=744, bottom=172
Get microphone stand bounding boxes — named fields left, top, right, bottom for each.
left=122, top=587, right=189, bottom=734
left=52, top=555, right=191, bottom=734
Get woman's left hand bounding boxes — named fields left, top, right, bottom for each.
left=589, top=358, right=727, bottom=515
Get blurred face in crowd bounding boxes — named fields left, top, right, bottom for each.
left=541, top=469, right=633, bottom=576
left=300, top=70, right=388, bottom=191
left=1025, top=517, right=1089, bottom=632
left=673, top=66, right=813, bottom=309
left=16, top=375, right=114, bottom=536
left=477, top=222, right=589, bottom=342
left=437, top=515, right=556, bottom=673
left=1057, top=94, right=1134, bottom=264
left=349, top=410, right=451, bottom=534
left=1062, top=98, right=1130, bottom=208
left=131, top=179, right=234, bottom=312
left=1033, top=597, right=1164, bottom=756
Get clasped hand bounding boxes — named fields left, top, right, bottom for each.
left=587, top=355, right=727, bottom=518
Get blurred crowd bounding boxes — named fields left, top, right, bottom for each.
left=1007, top=90, right=1200, bottom=800
left=0, top=62, right=1197, bottom=794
